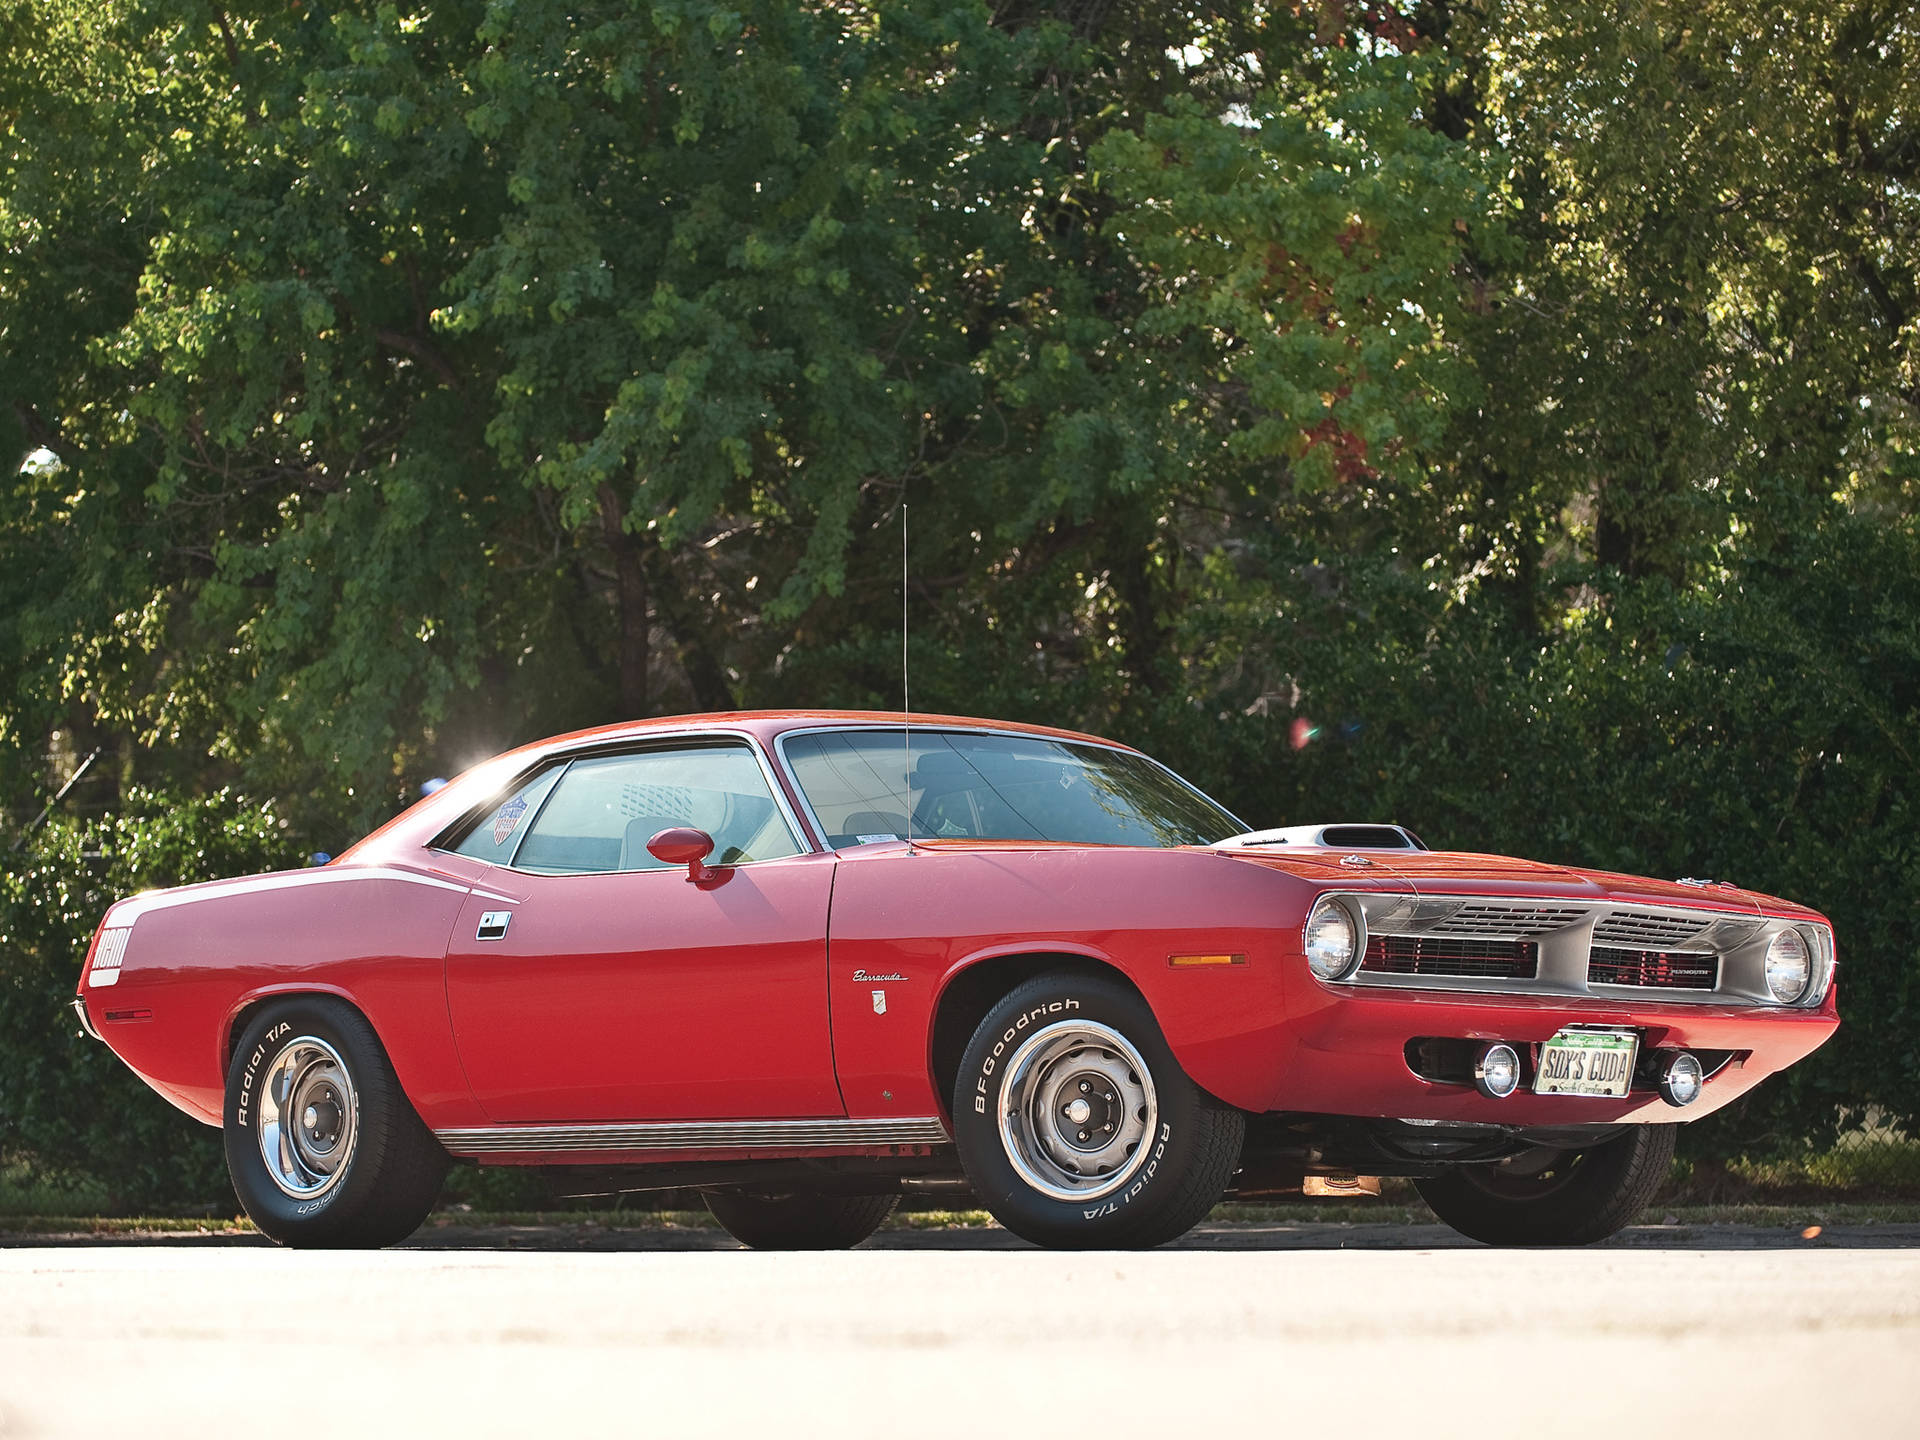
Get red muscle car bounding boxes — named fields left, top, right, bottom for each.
left=75, top=712, right=1838, bottom=1249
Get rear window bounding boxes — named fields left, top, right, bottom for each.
left=451, top=766, right=564, bottom=866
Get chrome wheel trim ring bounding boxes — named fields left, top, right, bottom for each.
left=995, top=1020, right=1158, bottom=1203
left=256, top=1035, right=359, bottom=1201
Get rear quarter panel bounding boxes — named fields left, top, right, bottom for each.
left=80, top=867, right=486, bottom=1129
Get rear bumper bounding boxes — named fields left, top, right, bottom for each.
left=70, top=996, right=103, bottom=1043
left=1271, top=983, right=1839, bottom=1124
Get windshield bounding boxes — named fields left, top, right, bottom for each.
left=782, top=729, right=1244, bottom=849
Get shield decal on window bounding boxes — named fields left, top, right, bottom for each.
left=491, top=796, right=528, bottom=845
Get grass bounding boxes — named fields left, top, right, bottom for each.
left=0, top=1163, right=112, bottom=1218
left=1725, top=1138, right=1920, bottom=1196
left=0, top=1213, right=258, bottom=1236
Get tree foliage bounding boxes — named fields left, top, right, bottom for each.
left=3, top=0, right=1917, bottom=1186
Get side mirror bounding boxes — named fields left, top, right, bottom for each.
left=647, top=826, right=718, bottom=882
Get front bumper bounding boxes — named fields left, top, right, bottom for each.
left=1273, top=983, right=1839, bottom=1124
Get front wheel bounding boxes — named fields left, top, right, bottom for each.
left=1414, top=1123, right=1677, bottom=1246
left=224, top=996, right=448, bottom=1248
left=951, top=970, right=1245, bottom=1249
left=702, top=1189, right=899, bottom=1249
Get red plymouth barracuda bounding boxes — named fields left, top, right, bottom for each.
left=74, top=712, right=1838, bottom=1250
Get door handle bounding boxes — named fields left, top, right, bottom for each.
left=476, top=911, right=512, bottom=941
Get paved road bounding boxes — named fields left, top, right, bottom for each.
left=5, top=1224, right=1918, bottom=1437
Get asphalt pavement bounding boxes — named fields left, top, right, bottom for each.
left=4, top=1223, right=1917, bottom=1438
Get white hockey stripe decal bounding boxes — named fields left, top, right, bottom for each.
left=106, top=865, right=478, bottom=926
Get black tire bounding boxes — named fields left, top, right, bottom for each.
left=1414, top=1123, right=1677, bottom=1246
left=950, top=970, right=1245, bottom=1249
left=703, top=1189, right=899, bottom=1249
left=224, top=996, right=448, bottom=1248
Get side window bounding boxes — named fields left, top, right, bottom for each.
left=451, top=766, right=565, bottom=866
left=512, top=744, right=803, bottom=874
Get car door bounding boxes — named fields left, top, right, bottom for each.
left=441, top=738, right=843, bottom=1124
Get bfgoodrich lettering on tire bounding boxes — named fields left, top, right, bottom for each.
left=225, top=996, right=448, bottom=1248
left=951, top=970, right=1244, bottom=1248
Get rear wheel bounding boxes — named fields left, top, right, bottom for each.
left=1414, top=1124, right=1677, bottom=1246
left=702, top=1189, right=899, bottom=1249
left=951, top=971, right=1244, bottom=1249
left=224, top=996, right=448, bottom=1248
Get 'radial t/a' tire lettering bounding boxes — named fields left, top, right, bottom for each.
left=951, top=970, right=1244, bottom=1248
left=224, top=996, right=448, bottom=1248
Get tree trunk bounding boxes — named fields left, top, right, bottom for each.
left=598, top=483, right=650, bottom=718
left=647, top=545, right=737, bottom=713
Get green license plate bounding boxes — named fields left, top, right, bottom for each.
left=1533, top=1028, right=1639, bottom=1098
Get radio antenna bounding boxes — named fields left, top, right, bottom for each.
left=902, top=500, right=914, bottom=852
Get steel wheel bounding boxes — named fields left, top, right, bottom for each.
left=995, top=1019, right=1158, bottom=1202
left=256, top=1035, right=359, bottom=1200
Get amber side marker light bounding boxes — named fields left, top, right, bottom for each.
left=1168, top=953, right=1246, bottom=968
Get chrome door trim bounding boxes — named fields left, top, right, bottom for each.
left=770, top=722, right=1248, bottom=851
left=433, top=1115, right=952, bottom=1157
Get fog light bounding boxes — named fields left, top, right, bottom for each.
left=1474, top=1042, right=1521, bottom=1099
left=1659, top=1051, right=1705, bottom=1108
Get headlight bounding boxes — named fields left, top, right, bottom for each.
left=1304, top=897, right=1363, bottom=981
left=1764, top=929, right=1812, bottom=1003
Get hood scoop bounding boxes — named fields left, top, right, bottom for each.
left=1214, top=823, right=1426, bottom=852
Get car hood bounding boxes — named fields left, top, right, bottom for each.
left=1217, top=847, right=1820, bottom=920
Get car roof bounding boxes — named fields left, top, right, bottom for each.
left=494, top=710, right=1134, bottom=762
left=335, top=712, right=1142, bottom=863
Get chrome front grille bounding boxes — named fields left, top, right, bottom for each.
left=1340, top=892, right=1825, bottom=1006
left=1593, top=911, right=1715, bottom=947
left=1422, top=903, right=1591, bottom=937
left=1362, top=935, right=1539, bottom=980
left=1588, top=947, right=1719, bottom=989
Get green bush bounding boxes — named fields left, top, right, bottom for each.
left=0, top=789, right=304, bottom=1211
